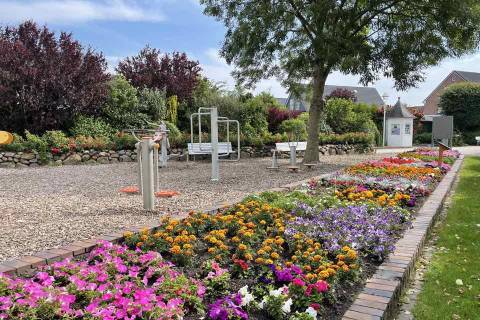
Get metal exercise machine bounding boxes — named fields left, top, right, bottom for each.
left=189, top=107, right=240, bottom=181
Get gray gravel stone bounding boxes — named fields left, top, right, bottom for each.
left=0, top=153, right=392, bottom=262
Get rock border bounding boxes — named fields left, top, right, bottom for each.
left=341, top=155, right=465, bottom=320
left=0, top=157, right=463, bottom=320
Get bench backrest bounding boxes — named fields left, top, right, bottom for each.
left=188, top=142, right=233, bottom=155
left=275, top=141, right=307, bottom=152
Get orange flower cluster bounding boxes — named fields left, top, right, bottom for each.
left=124, top=200, right=359, bottom=284
left=335, top=187, right=411, bottom=206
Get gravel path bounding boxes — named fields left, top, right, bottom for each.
left=0, top=153, right=390, bottom=262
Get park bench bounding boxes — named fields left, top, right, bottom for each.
left=187, top=142, right=233, bottom=160
left=270, top=142, right=308, bottom=171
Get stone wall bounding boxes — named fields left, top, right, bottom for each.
left=0, top=143, right=373, bottom=168
left=0, top=150, right=137, bottom=168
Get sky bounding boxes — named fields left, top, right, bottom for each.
left=1, top=0, right=480, bottom=106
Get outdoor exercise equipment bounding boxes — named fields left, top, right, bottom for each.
left=0, top=131, right=14, bottom=145
left=189, top=107, right=240, bottom=181
left=122, top=125, right=175, bottom=210
left=152, top=122, right=169, bottom=168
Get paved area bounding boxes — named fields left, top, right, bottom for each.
left=0, top=153, right=390, bottom=262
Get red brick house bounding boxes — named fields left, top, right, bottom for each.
left=423, top=70, right=480, bottom=115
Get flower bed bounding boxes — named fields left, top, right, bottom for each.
left=0, top=148, right=459, bottom=319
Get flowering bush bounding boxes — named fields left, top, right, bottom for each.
left=286, top=205, right=410, bottom=258
left=0, top=241, right=204, bottom=319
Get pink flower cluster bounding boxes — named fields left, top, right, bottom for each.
left=0, top=241, right=204, bottom=319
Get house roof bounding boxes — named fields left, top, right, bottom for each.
left=323, top=85, right=385, bottom=105
left=455, top=70, right=480, bottom=82
left=423, top=70, right=480, bottom=103
left=387, top=98, right=414, bottom=118
left=279, top=84, right=385, bottom=111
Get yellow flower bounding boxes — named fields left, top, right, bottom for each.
left=319, top=270, right=329, bottom=279
left=270, top=252, right=280, bottom=260
left=245, top=253, right=253, bottom=261
left=238, top=244, right=247, bottom=251
left=208, top=247, right=216, bottom=254
left=124, top=231, right=133, bottom=238
left=170, top=245, right=181, bottom=255
left=255, top=257, right=265, bottom=264
left=342, top=246, right=350, bottom=252
left=257, top=249, right=266, bottom=255
left=265, top=259, right=273, bottom=265
left=347, top=250, right=357, bottom=260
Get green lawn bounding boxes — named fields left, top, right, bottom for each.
left=413, top=156, right=480, bottom=320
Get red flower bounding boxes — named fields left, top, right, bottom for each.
left=51, top=147, right=60, bottom=154
left=234, top=259, right=248, bottom=271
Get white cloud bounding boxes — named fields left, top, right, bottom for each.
left=0, top=0, right=165, bottom=24
left=201, top=48, right=287, bottom=97
left=202, top=48, right=480, bottom=105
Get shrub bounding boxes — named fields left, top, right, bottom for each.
left=166, top=95, right=179, bottom=125
left=42, top=131, right=69, bottom=149
left=318, top=132, right=375, bottom=145
left=279, top=118, right=307, bottom=141
left=0, top=21, right=109, bottom=134
left=439, top=82, right=480, bottom=132
left=267, top=106, right=301, bottom=133
left=111, top=133, right=137, bottom=150
left=325, top=88, right=357, bottom=102
left=74, top=136, right=112, bottom=151
left=414, top=132, right=432, bottom=144
left=102, top=75, right=148, bottom=129
left=325, top=98, right=378, bottom=136
left=70, top=115, right=116, bottom=138
left=24, top=131, right=48, bottom=162
left=138, top=88, right=166, bottom=122
left=0, top=133, right=26, bottom=152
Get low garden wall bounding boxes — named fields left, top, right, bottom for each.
left=0, top=150, right=138, bottom=168
left=0, top=143, right=373, bottom=168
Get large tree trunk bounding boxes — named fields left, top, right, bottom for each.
left=304, top=68, right=327, bottom=163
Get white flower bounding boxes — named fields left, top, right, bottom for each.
left=238, top=286, right=254, bottom=306
left=258, top=297, right=267, bottom=309
left=239, top=285, right=249, bottom=296
left=305, top=307, right=318, bottom=319
left=269, top=287, right=283, bottom=297
left=281, top=298, right=293, bottom=314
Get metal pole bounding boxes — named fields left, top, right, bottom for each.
left=211, top=107, right=219, bottom=181
left=140, top=138, right=155, bottom=210
left=160, top=136, right=167, bottom=167
left=153, top=144, right=159, bottom=192
left=136, top=142, right=143, bottom=195
left=290, top=145, right=297, bottom=166
left=382, top=107, right=386, bottom=147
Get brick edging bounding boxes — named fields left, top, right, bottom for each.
left=0, top=173, right=328, bottom=276
left=342, top=155, right=465, bottom=320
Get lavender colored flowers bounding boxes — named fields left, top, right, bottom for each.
left=286, top=204, right=410, bottom=258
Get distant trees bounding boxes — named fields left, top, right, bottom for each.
left=116, top=46, right=201, bottom=102
left=0, top=21, right=109, bottom=133
left=326, top=88, right=357, bottom=102
left=439, top=83, right=480, bottom=132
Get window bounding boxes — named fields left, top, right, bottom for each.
left=391, top=124, right=400, bottom=135
left=405, top=124, right=411, bottom=135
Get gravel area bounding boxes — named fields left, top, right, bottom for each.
left=0, top=153, right=391, bottom=262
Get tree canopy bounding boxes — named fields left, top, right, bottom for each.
left=116, top=46, right=201, bottom=103
left=200, top=0, right=480, bottom=161
left=0, top=21, right=109, bottom=133
left=439, top=82, right=480, bottom=132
